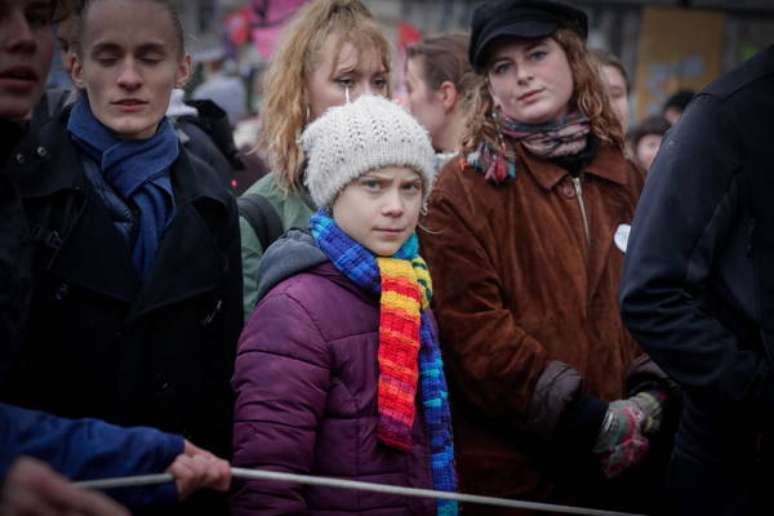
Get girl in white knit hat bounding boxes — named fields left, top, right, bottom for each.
left=232, top=95, right=458, bottom=515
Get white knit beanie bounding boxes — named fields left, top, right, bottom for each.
left=301, top=95, right=437, bottom=209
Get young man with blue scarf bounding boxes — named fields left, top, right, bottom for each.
left=1, top=0, right=242, bottom=514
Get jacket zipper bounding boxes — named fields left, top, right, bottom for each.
left=572, top=176, right=590, bottom=244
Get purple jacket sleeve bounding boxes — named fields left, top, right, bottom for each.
left=0, top=403, right=184, bottom=506
left=231, top=288, right=331, bottom=516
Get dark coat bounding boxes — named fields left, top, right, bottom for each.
left=231, top=231, right=436, bottom=515
left=2, top=109, right=242, bottom=515
left=0, top=120, right=32, bottom=384
left=620, top=46, right=774, bottom=516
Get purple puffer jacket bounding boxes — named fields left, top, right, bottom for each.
left=232, top=257, right=436, bottom=515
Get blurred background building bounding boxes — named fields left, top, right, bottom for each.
left=175, top=0, right=774, bottom=129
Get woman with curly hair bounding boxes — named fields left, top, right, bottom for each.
left=419, top=1, right=676, bottom=513
left=239, top=0, right=392, bottom=319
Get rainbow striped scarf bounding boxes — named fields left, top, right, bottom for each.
left=310, top=210, right=458, bottom=515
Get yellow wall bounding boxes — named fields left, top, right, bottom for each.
left=634, top=6, right=726, bottom=120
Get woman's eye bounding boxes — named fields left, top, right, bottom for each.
left=335, top=77, right=354, bottom=87
left=402, top=182, right=421, bottom=193
left=492, top=63, right=510, bottom=75
left=373, top=77, right=388, bottom=90
left=529, top=50, right=547, bottom=61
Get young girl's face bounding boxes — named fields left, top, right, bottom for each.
left=71, top=0, right=190, bottom=139
left=332, top=166, right=423, bottom=257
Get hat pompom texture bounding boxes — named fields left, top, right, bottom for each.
left=302, top=95, right=437, bottom=209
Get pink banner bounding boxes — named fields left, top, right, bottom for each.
left=249, top=0, right=308, bottom=59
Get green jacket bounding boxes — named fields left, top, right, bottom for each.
left=240, top=173, right=315, bottom=319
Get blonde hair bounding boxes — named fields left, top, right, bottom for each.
left=461, top=29, right=624, bottom=156
left=259, top=0, right=391, bottom=192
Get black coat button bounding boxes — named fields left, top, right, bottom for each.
left=54, top=283, right=69, bottom=301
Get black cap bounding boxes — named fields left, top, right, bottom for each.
left=469, top=0, right=588, bottom=72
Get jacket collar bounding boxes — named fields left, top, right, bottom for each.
left=517, top=141, right=629, bottom=191
left=11, top=107, right=83, bottom=197
left=13, top=106, right=231, bottom=212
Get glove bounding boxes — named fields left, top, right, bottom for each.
left=629, top=389, right=668, bottom=434
left=593, top=399, right=649, bottom=478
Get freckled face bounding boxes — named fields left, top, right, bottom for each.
left=487, top=37, right=574, bottom=125
left=71, top=0, right=190, bottom=139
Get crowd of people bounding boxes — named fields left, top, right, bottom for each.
left=1, top=0, right=773, bottom=515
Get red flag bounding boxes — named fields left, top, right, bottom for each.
left=398, top=22, right=422, bottom=50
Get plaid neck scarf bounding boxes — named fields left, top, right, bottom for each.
left=310, top=210, right=458, bottom=515
left=467, top=111, right=591, bottom=184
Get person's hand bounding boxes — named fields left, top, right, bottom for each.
left=629, top=389, right=668, bottom=434
left=0, top=457, right=129, bottom=516
left=592, top=399, right=650, bottom=478
left=167, top=441, right=231, bottom=501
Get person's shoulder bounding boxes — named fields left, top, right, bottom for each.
left=432, top=154, right=487, bottom=198
left=244, top=172, right=278, bottom=196
left=260, top=263, right=374, bottom=336
left=702, top=45, right=774, bottom=102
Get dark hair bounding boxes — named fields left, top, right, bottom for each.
left=406, top=33, right=479, bottom=108
left=77, top=0, right=185, bottom=57
left=51, top=0, right=80, bottom=22
left=663, top=89, right=695, bottom=113
left=590, top=48, right=629, bottom=93
left=628, top=114, right=670, bottom=147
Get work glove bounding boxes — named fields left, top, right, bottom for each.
left=592, top=399, right=649, bottom=478
left=629, top=389, right=668, bottom=434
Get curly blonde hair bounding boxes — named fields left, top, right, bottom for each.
left=258, top=0, right=391, bottom=192
left=461, top=29, right=624, bottom=156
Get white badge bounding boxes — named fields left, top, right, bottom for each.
left=614, top=224, right=631, bottom=253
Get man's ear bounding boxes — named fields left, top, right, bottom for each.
left=438, top=80, right=459, bottom=112
left=175, top=54, right=192, bottom=89
left=70, top=55, right=86, bottom=90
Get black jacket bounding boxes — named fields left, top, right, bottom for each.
left=620, top=46, right=774, bottom=515
left=0, top=120, right=32, bottom=385
left=621, top=46, right=774, bottom=408
left=2, top=109, right=242, bottom=514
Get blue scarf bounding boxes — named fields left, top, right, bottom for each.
left=67, top=96, right=179, bottom=277
left=310, top=210, right=458, bottom=516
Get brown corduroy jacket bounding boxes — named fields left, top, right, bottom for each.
left=420, top=142, right=667, bottom=512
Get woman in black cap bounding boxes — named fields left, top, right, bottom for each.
left=419, top=0, right=676, bottom=513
